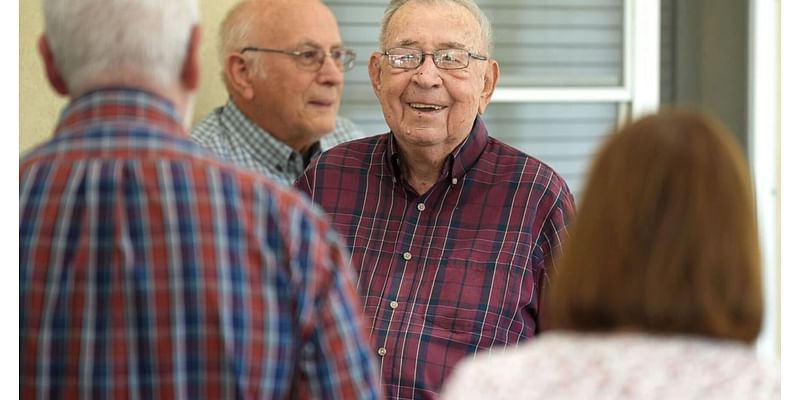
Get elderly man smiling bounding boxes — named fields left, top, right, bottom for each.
left=192, top=0, right=361, bottom=185
left=295, top=0, right=576, bottom=398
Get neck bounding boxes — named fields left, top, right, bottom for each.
left=73, top=73, right=193, bottom=128
left=231, top=98, right=321, bottom=153
left=398, top=146, right=448, bottom=194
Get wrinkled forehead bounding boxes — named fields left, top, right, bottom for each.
left=383, top=1, right=485, bottom=51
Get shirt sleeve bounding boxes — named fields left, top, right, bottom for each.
left=541, top=179, right=576, bottom=266
left=294, top=218, right=383, bottom=400
left=534, top=180, right=576, bottom=332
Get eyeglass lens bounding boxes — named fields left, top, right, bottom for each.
left=297, top=48, right=356, bottom=71
left=385, top=48, right=473, bottom=69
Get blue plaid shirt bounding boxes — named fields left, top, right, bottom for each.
left=20, top=89, right=382, bottom=400
left=191, top=100, right=364, bottom=185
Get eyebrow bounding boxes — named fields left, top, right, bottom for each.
left=296, top=40, right=345, bottom=50
left=440, top=41, right=468, bottom=50
left=394, top=39, right=468, bottom=50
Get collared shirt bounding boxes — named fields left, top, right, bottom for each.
left=295, top=116, right=575, bottom=399
left=191, top=100, right=364, bottom=185
left=20, top=89, right=382, bottom=400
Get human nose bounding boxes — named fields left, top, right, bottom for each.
left=316, top=54, right=344, bottom=85
left=411, top=53, right=442, bottom=87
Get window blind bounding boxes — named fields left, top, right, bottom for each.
left=327, top=0, right=625, bottom=198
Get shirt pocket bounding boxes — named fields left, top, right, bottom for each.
left=422, top=249, right=533, bottom=345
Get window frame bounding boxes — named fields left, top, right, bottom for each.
left=490, top=0, right=660, bottom=121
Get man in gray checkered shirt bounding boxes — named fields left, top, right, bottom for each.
left=192, top=0, right=364, bottom=186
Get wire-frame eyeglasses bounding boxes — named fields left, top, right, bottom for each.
left=241, top=46, right=357, bottom=72
left=382, top=47, right=488, bottom=70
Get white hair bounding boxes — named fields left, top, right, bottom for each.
left=42, top=0, right=199, bottom=94
left=379, top=0, right=493, bottom=54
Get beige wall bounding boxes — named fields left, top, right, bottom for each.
left=19, top=0, right=240, bottom=153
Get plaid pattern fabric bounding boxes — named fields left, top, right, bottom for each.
left=20, top=89, right=382, bottom=400
left=191, top=100, right=364, bottom=185
left=295, top=116, right=575, bottom=399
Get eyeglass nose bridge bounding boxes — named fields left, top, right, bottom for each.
left=414, top=52, right=443, bottom=69
left=314, top=50, right=355, bottom=72
left=384, top=48, right=476, bottom=70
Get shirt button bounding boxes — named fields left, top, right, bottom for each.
left=377, top=347, right=387, bottom=357
left=402, top=252, right=412, bottom=261
left=417, top=203, right=426, bottom=212
left=389, top=300, right=399, bottom=309
left=451, top=177, right=458, bottom=185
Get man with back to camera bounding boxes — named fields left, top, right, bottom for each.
left=192, top=0, right=362, bottom=185
left=19, top=0, right=382, bottom=398
left=295, top=0, right=576, bottom=398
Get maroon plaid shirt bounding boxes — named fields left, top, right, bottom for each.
left=295, top=117, right=574, bottom=399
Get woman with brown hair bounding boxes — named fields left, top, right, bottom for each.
left=441, top=109, right=779, bottom=399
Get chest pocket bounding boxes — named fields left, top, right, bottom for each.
left=422, top=236, right=535, bottom=344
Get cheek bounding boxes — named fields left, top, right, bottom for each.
left=453, top=80, right=485, bottom=108
left=380, top=86, right=404, bottom=113
left=382, top=82, right=398, bottom=99
left=381, top=75, right=407, bottom=100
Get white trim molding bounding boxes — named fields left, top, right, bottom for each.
left=630, top=0, right=661, bottom=117
left=749, top=0, right=779, bottom=361
left=491, top=87, right=631, bottom=103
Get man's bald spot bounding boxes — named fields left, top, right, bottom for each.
left=223, top=0, right=330, bottom=40
left=219, top=0, right=331, bottom=64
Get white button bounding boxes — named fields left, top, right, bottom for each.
left=417, top=203, right=426, bottom=212
left=377, top=347, right=387, bottom=357
left=402, top=252, right=412, bottom=261
left=451, top=177, right=458, bottom=185
left=390, top=301, right=399, bottom=309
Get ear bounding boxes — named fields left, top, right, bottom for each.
left=367, top=52, right=383, bottom=97
left=477, top=59, right=499, bottom=114
left=180, top=25, right=202, bottom=91
left=224, top=51, right=256, bottom=100
left=37, top=34, right=69, bottom=96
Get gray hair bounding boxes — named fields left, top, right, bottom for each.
left=42, top=0, right=199, bottom=94
left=379, top=0, right=493, bottom=54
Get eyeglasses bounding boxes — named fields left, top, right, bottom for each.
left=382, top=47, right=488, bottom=70
left=241, top=46, right=357, bottom=72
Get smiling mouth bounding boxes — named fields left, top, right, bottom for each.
left=408, top=102, right=445, bottom=111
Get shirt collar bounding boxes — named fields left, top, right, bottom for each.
left=386, top=115, right=489, bottom=184
left=57, top=87, right=183, bottom=136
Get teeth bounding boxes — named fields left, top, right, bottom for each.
left=409, top=103, right=444, bottom=110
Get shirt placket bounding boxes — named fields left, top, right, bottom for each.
left=375, top=183, right=449, bottom=393
left=373, top=188, right=418, bottom=361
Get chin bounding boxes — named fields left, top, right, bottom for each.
left=319, top=118, right=338, bottom=133
left=307, top=124, right=334, bottom=137
left=408, top=125, right=447, bottom=137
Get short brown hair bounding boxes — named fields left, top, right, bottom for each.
left=545, top=109, right=763, bottom=342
